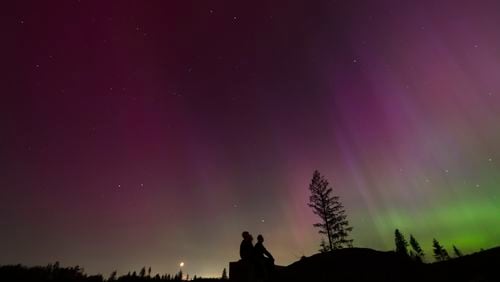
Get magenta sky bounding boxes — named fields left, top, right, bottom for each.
left=2, top=0, right=500, bottom=278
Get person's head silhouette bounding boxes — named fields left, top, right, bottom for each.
left=242, top=231, right=254, bottom=242
left=242, top=231, right=250, bottom=239
left=257, top=234, right=264, bottom=243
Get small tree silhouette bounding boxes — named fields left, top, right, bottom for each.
left=433, top=239, right=450, bottom=261
left=140, top=267, right=146, bottom=277
left=108, top=270, right=117, bottom=281
left=221, top=267, right=228, bottom=280
left=409, top=234, right=425, bottom=262
left=453, top=245, right=463, bottom=257
left=175, top=269, right=183, bottom=280
left=308, top=170, right=353, bottom=250
left=394, top=229, right=409, bottom=256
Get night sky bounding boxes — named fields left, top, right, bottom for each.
left=2, top=0, right=500, bottom=278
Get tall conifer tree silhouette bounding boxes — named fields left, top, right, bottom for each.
left=453, top=245, right=463, bottom=257
left=409, top=234, right=425, bottom=261
left=308, top=170, right=353, bottom=250
left=433, top=239, right=450, bottom=261
left=394, top=229, right=409, bottom=256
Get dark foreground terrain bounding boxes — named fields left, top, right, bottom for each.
left=275, top=247, right=500, bottom=282
left=1, top=247, right=499, bottom=282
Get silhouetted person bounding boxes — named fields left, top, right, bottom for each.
left=254, top=234, right=274, bottom=281
left=240, top=231, right=254, bottom=261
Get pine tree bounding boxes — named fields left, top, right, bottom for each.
left=394, top=229, right=409, bottom=256
left=453, top=245, right=463, bottom=257
left=433, top=239, right=450, bottom=261
left=175, top=270, right=183, bottom=280
left=308, top=170, right=353, bottom=250
left=221, top=267, right=228, bottom=280
left=140, top=267, right=146, bottom=277
left=409, top=234, right=425, bottom=261
left=108, top=271, right=117, bottom=281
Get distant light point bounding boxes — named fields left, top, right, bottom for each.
left=179, top=262, right=184, bottom=267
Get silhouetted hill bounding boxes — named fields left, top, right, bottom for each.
left=427, top=246, right=500, bottom=282
left=276, top=248, right=422, bottom=282
left=2, top=247, right=500, bottom=282
left=274, top=247, right=500, bottom=282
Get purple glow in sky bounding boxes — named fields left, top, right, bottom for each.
left=1, top=0, right=500, bottom=278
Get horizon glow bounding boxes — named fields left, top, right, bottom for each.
left=1, top=0, right=500, bottom=278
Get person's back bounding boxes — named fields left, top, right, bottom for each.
left=254, top=241, right=266, bottom=259
left=254, top=235, right=274, bottom=281
left=240, top=231, right=254, bottom=261
left=254, top=235, right=274, bottom=261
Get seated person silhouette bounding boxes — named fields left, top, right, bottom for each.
left=254, top=234, right=274, bottom=280
left=240, top=231, right=254, bottom=261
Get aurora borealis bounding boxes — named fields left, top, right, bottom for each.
left=2, top=0, right=500, bottom=278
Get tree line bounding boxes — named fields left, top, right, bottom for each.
left=307, top=170, right=467, bottom=262
left=394, top=229, right=464, bottom=262
left=0, top=262, right=228, bottom=282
